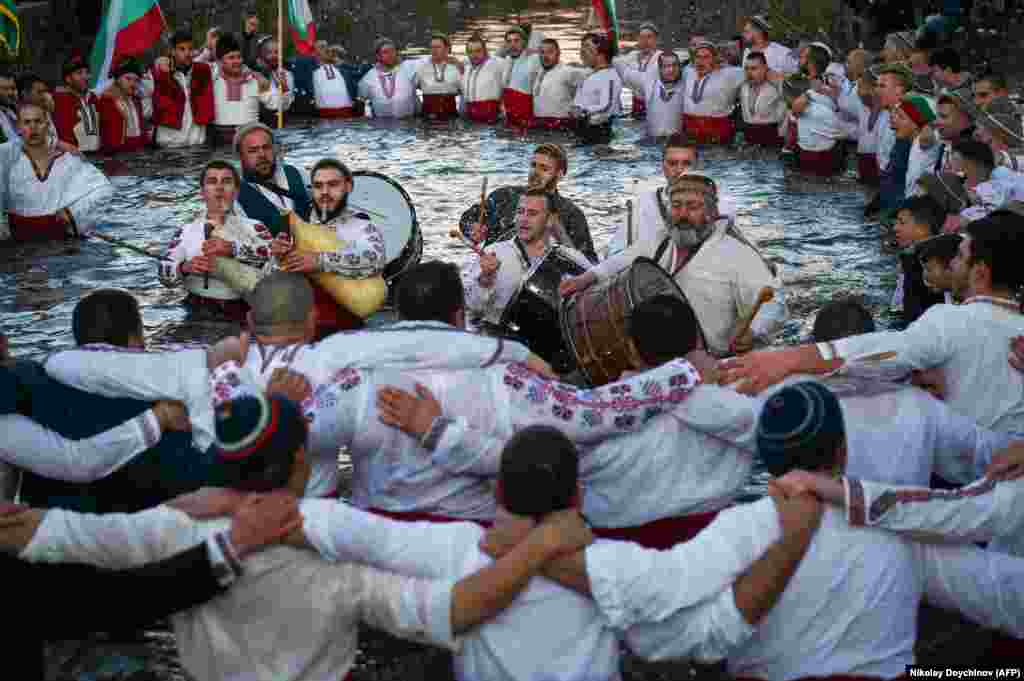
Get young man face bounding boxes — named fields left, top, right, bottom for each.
left=893, top=209, right=933, bottom=249
left=515, top=195, right=550, bottom=244
left=694, top=48, right=715, bottom=76
left=311, top=167, right=352, bottom=215
left=662, top=146, right=696, bottom=181
left=935, top=101, right=968, bottom=141
left=17, top=105, right=49, bottom=148
left=949, top=235, right=976, bottom=300
left=245, top=15, right=259, bottom=34
left=0, top=76, right=15, bottom=106
left=876, top=73, right=907, bottom=108
left=637, top=28, right=657, bottom=52
left=221, top=51, right=244, bottom=77
left=973, top=79, right=1006, bottom=110
left=922, top=256, right=956, bottom=292
left=744, top=58, right=767, bottom=84
left=889, top=105, right=920, bottom=140
left=540, top=42, right=560, bottom=69
left=430, top=38, right=449, bottom=63
left=505, top=32, right=524, bottom=56
left=659, top=56, right=681, bottom=83
left=173, top=41, right=194, bottom=69
left=377, top=45, right=398, bottom=68
left=64, top=67, right=90, bottom=95
left=200, top=167, right=240, bottom=214
left=115, top=73, right=139, bottom=97
left=262, top=41, right=281, bottom=69
left=528, top=152, right=562, bottom=190
left=467, top=41, right=486, bottom=64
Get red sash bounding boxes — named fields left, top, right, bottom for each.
left=592, top=510, right=720, bottom=550
left=532, top=116, right=575, bottom=131
left=784, top=118, right=799, bottom=149
left=184, top=293, right=250, bottom=322
left=368, top=507, right=492, bottom=528
left=631, top=94, right=646, bottom=119
left=317, top=107, right=357, bottom=119
left=799, top=147, right=843, bottom=177
left=421, top=94, right=459, bottom=119
left=502, top=88, right=533, bottom=128
left=311, top=284, right=364, bottom=340
left=683, top=114, right=736, bottom=144
left=7, top=214, right=69, bottom=242
left=857, top=152, right=880, bottom=185
left=465, top=100, right=501, bottom=124
left=744, top=122, right=784, bottom=147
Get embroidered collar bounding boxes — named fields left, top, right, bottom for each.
left=962, top=295, right=1022, bottom=312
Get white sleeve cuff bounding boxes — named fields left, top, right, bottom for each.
left=299, top=498, right=348, bottom=562
left=140, top=409, right=163, bottom=449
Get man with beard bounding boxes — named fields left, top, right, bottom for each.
left=571, top=32, right=622, bottom=145
left=932, top=90, right=975, bottom=174
left=233, top=122, right=311, bottom=237
left=501, top=25, right=542, bottom=128
left=531, top=38, right=588, bottom=131
left=311, top=43, right=361, bottom=118
left=606, top=135, right=696, bottom=256
left=617, top=50, right=686, bottom=140
left=357, top=38, right=420, bottom=119
left=741, top=15, right=798, bottom=76
left=412, top=35, right=464, bottom=121
left=739, top=52, right=785, bottom=147
left=789, top=45, right=847, bottom=176
left=612, top=22, right=662, bottom=120
left=160, top=160, right=273, bottom=320
left=463, top=188, right=592, bottom=332
left=150, top=30, right=215, bottom=148
left=97, top=57, right=151, bottom=153
left=253, top=37, right=296, bottom=128
left=682, top=41, right=744, bottom=145
left=461, top=143, right=597, bottom=263
left=5, top=102, right=112, bottom=242
left=0, top=70, right=18, bottom=142
left=561, top=174, right=786, bottom=356
left=460, top=34, right=505, bottom=124
left=209, top=34, right=285, bottom=147
left=51, top=53, right=101, bottom=152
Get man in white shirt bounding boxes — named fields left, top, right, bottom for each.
left=149, top=30, right=215, bottom=148
left=720, top=212, right=1024, bottom=434
left=789, top=45, right=846, bottom=176
left=741, top=15, right=798, bottom=76
left=311, top=43, right=358, bottom=118
left=253, top=37, right=297, bottom=128
left=562, top=173, right=787, bottom=356
left=209, top=33, right=287, bottom=147
left=413, top=34, right=463, bottom=121
left=501, top=25, right=542, bottom=128
left=683, top=40, right=744, bottom=145
left=357, top=37, right=420, bottom=119
left=571, top=32, right=622, bottom=145
left=740, top=52, right=785, bottom=147
left=461, top=34, right=505, bottom=124
left=531, top=38, right=588, bottom=131
left=613, top=22, right=662, bottom=119
left=617, top=51, right=686, bottom=140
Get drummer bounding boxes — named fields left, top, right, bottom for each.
left=463, top=187, right=593, bottom=329
left=561, top=173, right=787, bottom=356
left=463, top=142, right=598, bottom=263
left=233, top=122, right=312, bottom=236
left=159, top=160, right=273, bottom=321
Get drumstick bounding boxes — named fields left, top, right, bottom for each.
left=449, top=229, right=484, bottom=255
left=478, top=177, right=489, bottom=227
left=625, top=199, right=634, bottom=248
left=731, top=287, right=775, bottom=351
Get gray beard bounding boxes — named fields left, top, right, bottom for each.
left=670, top=220, right=712, bottom=248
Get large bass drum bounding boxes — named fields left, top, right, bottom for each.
left=560, top=257, right=695, bottom=386
left=499, top=247, right=587, bottom=374
left=349, top=171, right=423, bottom=284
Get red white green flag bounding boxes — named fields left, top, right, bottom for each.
left=590, top=0, right=620, bottom=55
left=89, top=0, right=166, bottom=90
left=287, top=0, right=316, bottom=56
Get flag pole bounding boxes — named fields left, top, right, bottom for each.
left=277, top=0, right=284, bottom=129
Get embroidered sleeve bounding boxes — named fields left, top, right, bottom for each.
left=461, top=256, right=498, bottom=318
left=159, top=226, right=188, bottom=287
left=232, top=223, right=274, bottom=268
left=316, top=221, right=386, bottom=278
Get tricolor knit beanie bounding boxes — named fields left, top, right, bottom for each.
left=899, top=94, right=937, bottom=129
left=210, top=393, right=308, bottom=491
left=756, top=381, right=845, bottom=476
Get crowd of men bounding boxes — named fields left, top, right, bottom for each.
left=2, top=8, right=1024, bottom=681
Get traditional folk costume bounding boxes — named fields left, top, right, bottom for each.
left=613, top=49, right=661, bottom=119
left=96, top=91, right=151, bottom=153
left=502, top=34, right=543, bottom=128
left=461, top=56, right=506, bottom=124
left=531, top=63, right=588, bottom=130
left=739, top=80, right=785, bottom=146
left=236, top=162, right=312, bottom=237
left=158, top=213, right=273, bottom=320
left=594, top=218, right=787, bottom=356
left=51, top=90, right=101, bottom=152
left=312, top=63, right=358, bottom=118
left=682, top=65, right=744, bottom=144
left=606, top=185, right=668, bottom=257
left=150, top=62, right=215, bottom=148
left=839, top=89, right=886, bottom=184
left=0, top=106, right=17, bottom=143
left=572, top=67, right=622, bottom=144
left=300, top=498, right=621, bottom=681
left=6, top=147, right=112, bottom=242
left=413, top=59, right=462, bottom=121
left=794, top=90, right=846, bottom=176
left=463, top=237, right=592, bottom=327
left=21, top=505, right=458, bottom=681
left=357, top=62, right=419, bottom=119
left=618, top=67, right=685, bottom=139
left=210, top=66, right=288, bottom=147
left=254, top=68, right=296, bottom=129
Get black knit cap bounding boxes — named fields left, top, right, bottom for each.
left=210, top=393, right=308, bottom=492
left=216, top=33, right=243, bottom=61
left=499, top=425, right=578, bottom=518
left=756, top=381, right=845, bottom=476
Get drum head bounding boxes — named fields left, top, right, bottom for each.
left=627, top=257, right=687, bottom=305
left=350, top=172, right=418, bottom=268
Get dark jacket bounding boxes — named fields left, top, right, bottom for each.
left=897, top=250, right=945, bottom=327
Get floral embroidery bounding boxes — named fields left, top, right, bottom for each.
left=552, top=404, right=574, bottom=421
left=614, top=414, right=636, bottom=429
left=504, top=375, right=524, bottom=390
left=610, top=384, right=632, bottom=395
left=329, top=367, right=362, bottom=391
left=581, top=409, right=602, bottom=427
left=642, top=380, right=663, bottom=397
left=526, top=382, right=547, bottom=403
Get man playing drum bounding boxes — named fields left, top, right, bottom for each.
left=463, top=187, right=593, bottom=332
left=159, top=160, right=273, bottom=321
left=562, top=174, right=787, bottom=356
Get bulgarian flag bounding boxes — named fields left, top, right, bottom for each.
left=0, top=0, right=19, bottom=56
left=286, top=0, right=316, bottom=56
left=590, top=0, right=619, bottom=55
left=89, top=0, right=166, bottom=91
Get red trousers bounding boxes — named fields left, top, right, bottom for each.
left=421, top=94, right=459, bottom=120
left=464, top=100, right=501, bottom=124
left=684, top=114, right=736, bottom=144
left=744, top=122, right=784, bottom=147
left=532, top=116, right=575, bottom=131
left=8, top=213, right=69, bottom=242
left=799, top=146, right=843, bottom=177
left=857, top=152, right=880, bottom=185
left=317, top=107, right=357, bottom=118
left=311, top=284, right=364, bottom=340
left=502, top=88, right=533, bottom=128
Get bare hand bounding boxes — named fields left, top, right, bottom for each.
left=986, top=441, right=1024, bottom=481
left=717, top=349, right=800, bottom=395
left=229, top=491, right=302, bottom=558
left=168, top=487, right=245, bottom=519
left=271, top=234, right=293, bottom=257
left=477, top=252, right=500, bottom=287
left=1009, top=336, right=1024, bottom=372
left=769, top=470, right=844, bottom=505
left=525, top=354, right=559, bottom=380
left=281, top=251, right=319, bottom=273
left=478, top=510, right=535, bottom=559
left=377, top=383, right=442, bottom=439
left=202, top=238, right=235, bottom=257
left=153, top=400, right=191, bottom=432
left=469, top=222, right=487, bottom=244
left=769, top=486, right=823, bottom=539
left=535, top=509, right=594, bottom=558
left=729, top=325, right=755, bottom=355
left=266, top=368, right=313, bottom=404
left=942, top=214, right=962, bottom=234
left=559, top=272, right=596, bottom=297
left=185, top=255, right=213, bottom=274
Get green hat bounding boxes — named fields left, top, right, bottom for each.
left=898, top=94, right=936, bottom=128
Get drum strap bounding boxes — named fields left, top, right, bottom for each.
left=655, top=187, right=671, bottom=228
left=654, top=237, right=701, bottom=277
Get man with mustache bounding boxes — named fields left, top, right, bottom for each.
left=562, top=174, right=786, bottom=356
left=51, top=53, right=101, bottom=152
left=233, top=122, right=312, bottom=237
left=460, top=34, right=506, bottom=124
left=356, top=37, right=420, bottom=119
left=501, top=25, right=542, bottom=128
left=208, top=33, right=286, bottom=147
left=531, top=38, right=588, bottom=130
left=571, top=32, right=623, bottom=145
left=412, top=34, right=464, bottom=121
left=150, top=30, right=215, bottom=148
left=612, top=22, right=662, bottom=120
left=682, top=40, right=744, bottom=145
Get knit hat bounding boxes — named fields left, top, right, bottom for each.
left=917, top=172, right=969, bottom=214
left=870, top=62, right=912, bottom=91
left=110, top=57, right=143, bottom=80
left=211, top=393, right=308, bottom=492
left=756, top=381, right=845, bottom=476
left=216, top=32, right=242, bottom=60
left=637, top=22, right=658, bottom=35
left=62, top=52, right=88, bottom=78
left=749, top=15, right=771, bottom=34
left=898, top=94, right=937, bottom=129
left=977, top=96, right=1024, bottom=149
left=668, top=173, right=717, bottom=199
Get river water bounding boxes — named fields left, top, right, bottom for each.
left=6, top=2, right=927, bottom=679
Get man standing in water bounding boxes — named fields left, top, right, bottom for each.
left=501, top=25, right=542, bottom=128
left=357, top=38, right=419, bottom=119
left=613, top=22, right=662, bottom=120
left=51, top=53, right=101, bottom=152
left=572, top=32, right=623, bottom=145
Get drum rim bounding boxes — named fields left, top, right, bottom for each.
left=350, top=170, right=423, bottom=283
